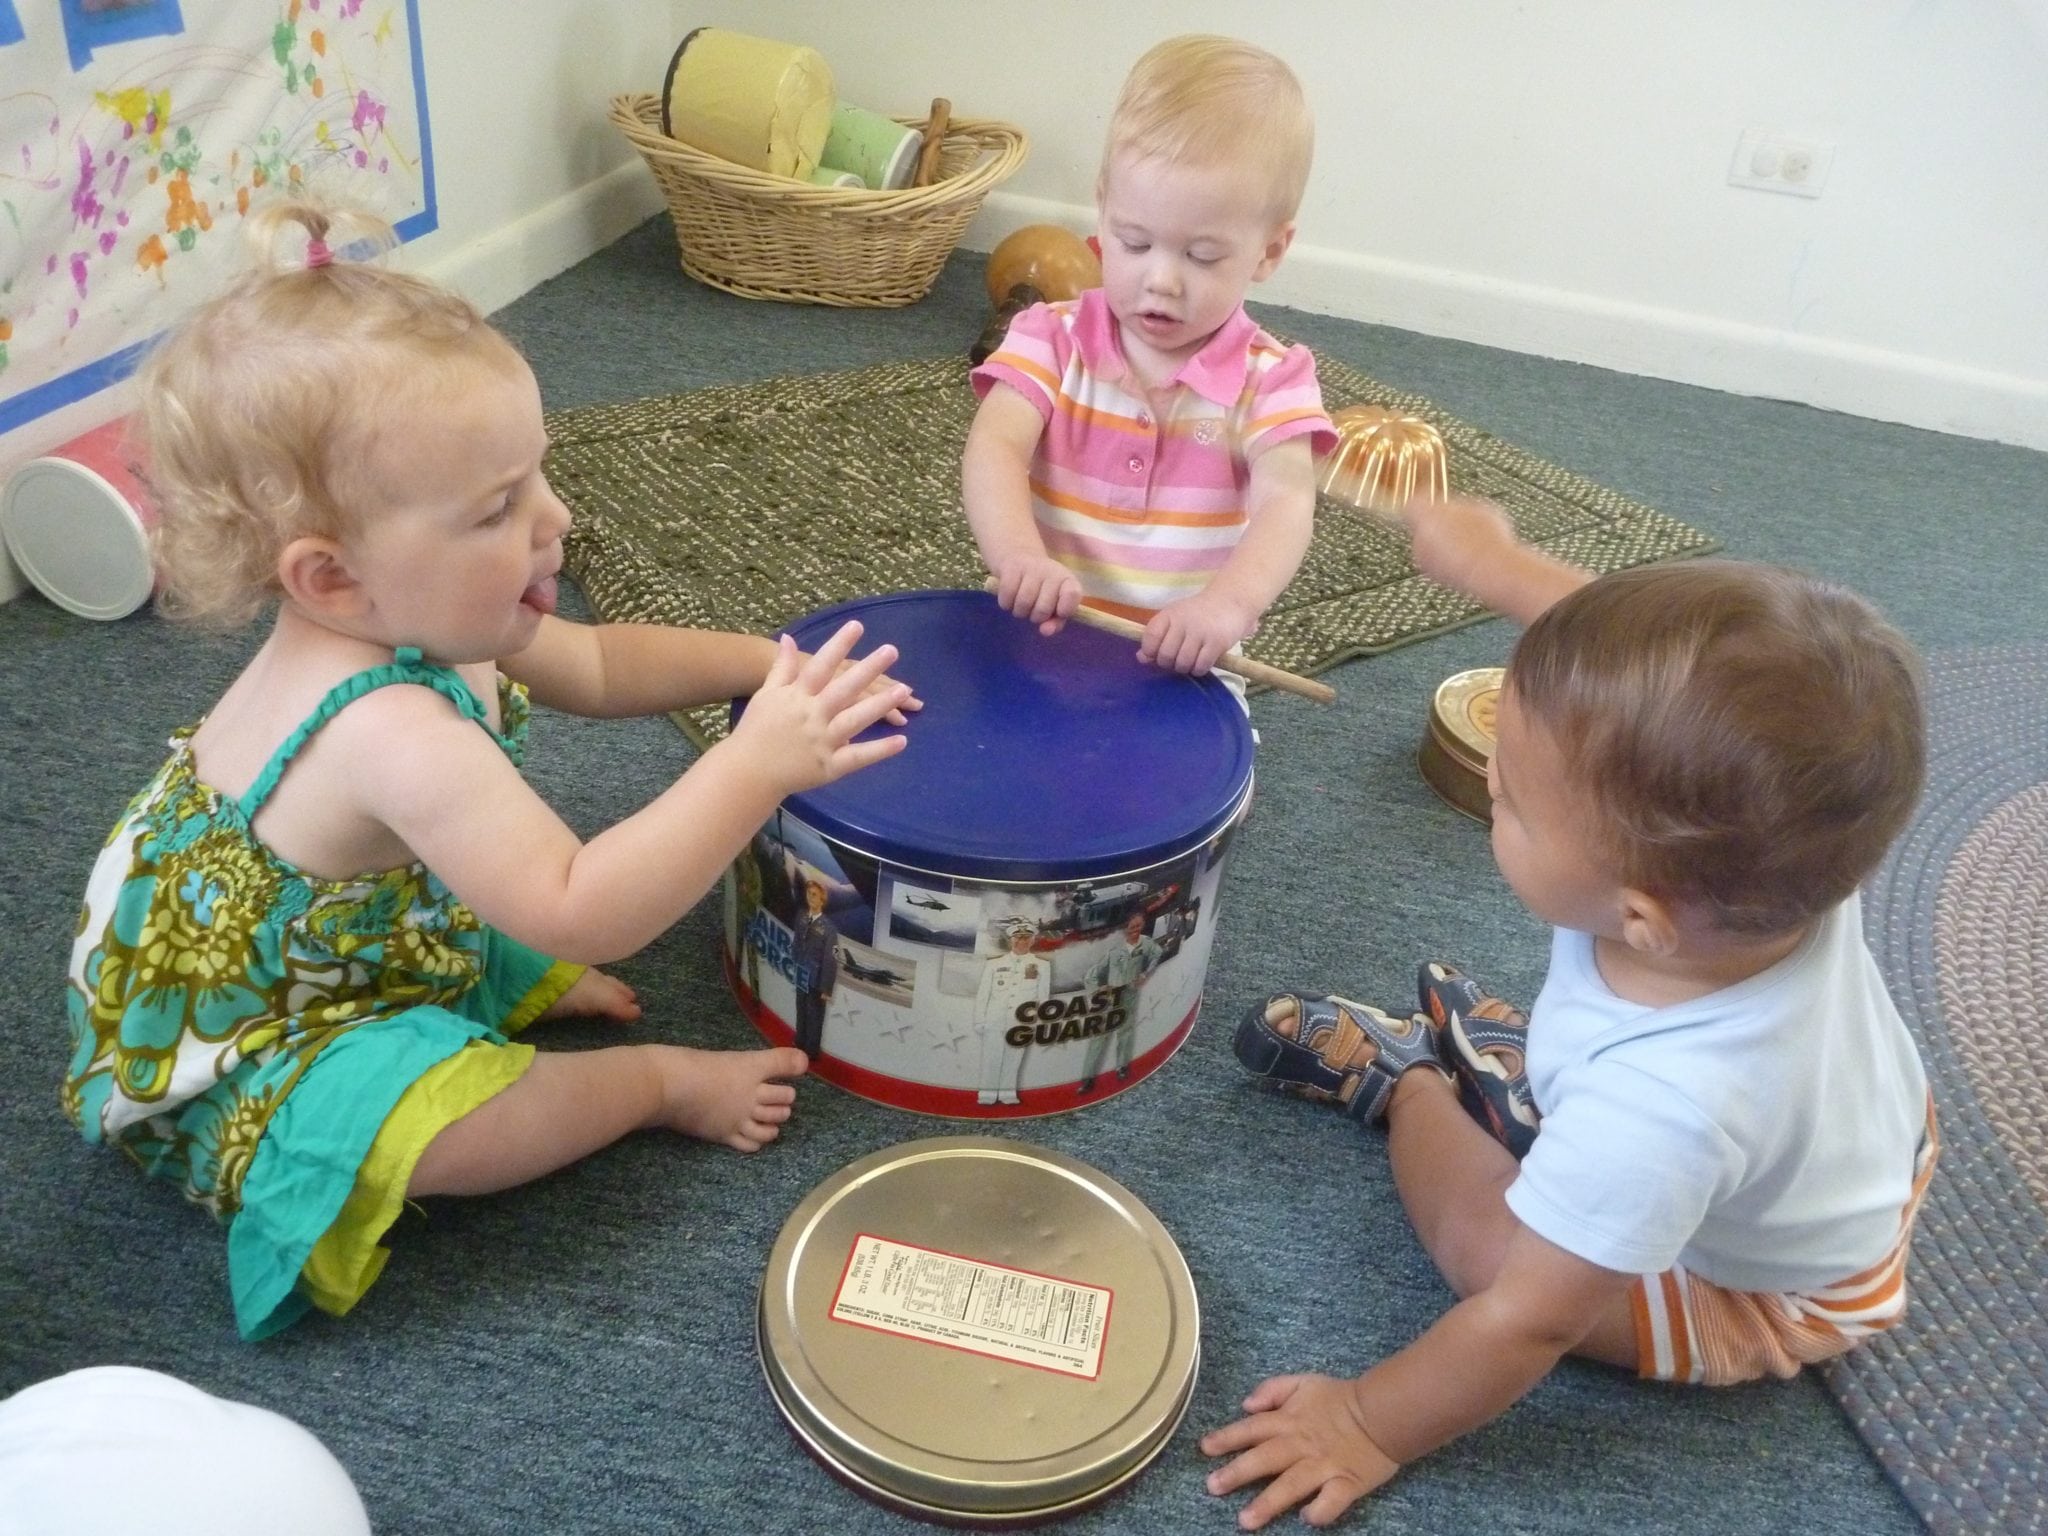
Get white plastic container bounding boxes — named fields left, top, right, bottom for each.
left=0, top=416, right=157, bottom=620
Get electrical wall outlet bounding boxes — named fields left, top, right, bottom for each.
left=1728, top=128, right=1835, bottom=198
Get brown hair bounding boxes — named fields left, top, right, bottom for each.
left=1509, top=560, right=1925, bottom=936
left=1100, top=35, right=1314, bottom=224
left=140, top=200, right=522, bottom=627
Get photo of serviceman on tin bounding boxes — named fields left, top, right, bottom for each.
left=1151, top=892, right=1202, bottom=962
left=1080, top=911, right=1165, bottom=1091
left=973, top=920, right=1051, bottom=1106
left=790, top=874, right=842, bottom=1059
left=727, top=812, right=886, bottom=1062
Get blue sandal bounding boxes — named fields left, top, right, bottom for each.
left=1418, top=963, right=1542, bottom=1159
left=1234, top=992, right=1446, bottom=1124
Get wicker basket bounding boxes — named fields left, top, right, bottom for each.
left=611, top=93, right=1028, bottom=307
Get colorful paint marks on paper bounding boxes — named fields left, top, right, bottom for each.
left=1, top=0, right=435, bottom=433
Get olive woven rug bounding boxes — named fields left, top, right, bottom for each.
left=543, top=351, right=1715, bottom=744
left=1827, top=643, right=2048, bottom=1536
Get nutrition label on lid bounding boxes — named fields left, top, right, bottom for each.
left=830, top=1234, right=1111, bottom=1379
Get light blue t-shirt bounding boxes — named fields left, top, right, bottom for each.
left=1504, top=894, right=1927, bottom=1292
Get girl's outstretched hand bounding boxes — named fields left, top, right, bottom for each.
left=855, top=662, right=923, bottom=725
left=731, top=622, right=910, bottom=794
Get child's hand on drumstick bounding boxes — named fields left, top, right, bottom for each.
left=1138, top=588, right=1257, bottom=678
left=989, top=552, right=1083, bottom=637
left=978, top=577, right=1336, bottom=704
left=729, top=622, right=912, bottom=795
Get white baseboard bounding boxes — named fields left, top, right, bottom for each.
left=965, top=193, right=2048, bottom=453
left=414, top=161, right=667, bottom=319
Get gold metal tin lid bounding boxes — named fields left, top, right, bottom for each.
left=1420, top=668, right=1503, bottom=823
left=759, top=1136, right=1200, bottom=1522
left=1429, top=667, right=1502, bottom=773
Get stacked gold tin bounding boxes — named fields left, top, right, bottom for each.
left=1419, top=668, right=1503, bottom=823
left=758, top=1137, right=1199, bottom=1522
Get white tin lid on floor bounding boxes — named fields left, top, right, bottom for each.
left=759, top=1136, right=1200, bottom=1523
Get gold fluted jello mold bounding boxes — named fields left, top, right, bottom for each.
left=1318, top=405, right=1450, bottom=518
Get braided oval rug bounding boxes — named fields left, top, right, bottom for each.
left=1827, top=644, right=2048, bottom=1535
left=542, top=350, right=1714, bottom=744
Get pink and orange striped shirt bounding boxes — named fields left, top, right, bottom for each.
left=970, top=290, right=1336, bottom=625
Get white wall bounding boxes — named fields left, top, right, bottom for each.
left=7, top=1, right=2042, bottom=602
left=675, top=0, right=2048, bottom=451
left=397, top=4, right=676, bottom=316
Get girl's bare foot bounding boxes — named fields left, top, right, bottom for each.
left=538, top=966, right=642, bottom=1024
left=648, top=1046, right=808, bottom=1152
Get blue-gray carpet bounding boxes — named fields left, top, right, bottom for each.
left=4, top=218, right=2046, bottom=1534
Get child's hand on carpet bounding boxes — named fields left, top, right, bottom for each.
left=1200, top=1371, right=1401, bottom=1530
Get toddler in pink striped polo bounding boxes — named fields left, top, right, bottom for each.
left=965, top=36, right=1336, bottom=680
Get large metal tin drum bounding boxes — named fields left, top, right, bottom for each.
left=723, top=590, right=1255, bottom=1116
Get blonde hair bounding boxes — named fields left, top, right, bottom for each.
left=1100, top=35, right=1314, bottom=223
left=1510, top=561, right=1925, bottom=937
left=139, top=200, right=523, bottom=627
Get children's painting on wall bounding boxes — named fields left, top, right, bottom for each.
left=0, top=0, right=436, bottom=434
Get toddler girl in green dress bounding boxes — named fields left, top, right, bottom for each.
left=62, top=201, right=914, bottom=1340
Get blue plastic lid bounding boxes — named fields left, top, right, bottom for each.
left=733, top=590, right=1256, bottom=883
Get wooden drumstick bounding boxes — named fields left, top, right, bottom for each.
left=981, top=579, right=1336, bottom=705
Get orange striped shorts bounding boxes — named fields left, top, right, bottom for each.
left=1632, top=1100, right=1939, bottom=1386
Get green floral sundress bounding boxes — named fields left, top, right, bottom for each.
left=64, top=647, right=577, bottom=1339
